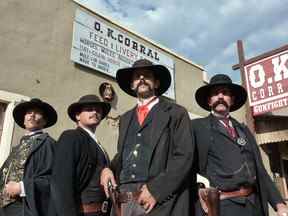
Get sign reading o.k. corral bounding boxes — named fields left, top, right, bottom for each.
left=244, top=49, right=288, bottom=115
left=71, top=9, right=175, bottom=99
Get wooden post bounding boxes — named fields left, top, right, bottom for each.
left=236, top=40, right=255, bottom=133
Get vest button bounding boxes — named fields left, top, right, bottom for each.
left=131, top=174, right=135, bottom=179
left=133, top=150, right=138, bottom=157
left=137, top=133, right=141, bottom=137
left=132, top=163, right=136, bottom=168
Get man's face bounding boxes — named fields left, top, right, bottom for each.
left=131, top=69, right=160, bottom=99
left=208, top=86, right=234, bottom=115
left=23, top=108, right=47, bottom=131
left=76, top=105, right=103, bottom=129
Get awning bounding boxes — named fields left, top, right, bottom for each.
left=256, top=129, right=288, bottom=145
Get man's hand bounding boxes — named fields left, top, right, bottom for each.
left=100, top=167, right=117, bottom=197
left=4, top=181, right=21, bottom=198
left=137, top=184, right=157, bottom=213
left=277, top=203, right=288, bottom=216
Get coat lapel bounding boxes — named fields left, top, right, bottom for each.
left=210, top=114, right=237, bottom=142
left=197, top=116, right=212, bottom=174
left=150, top=100, right=170, bottom=150
left=118, top=108, right=135, bottom=154
left=25, top=133, right=48, bottom=165
left=77, top=127, right=97, bottom=161
left=28, top=133, right=47, bottom=155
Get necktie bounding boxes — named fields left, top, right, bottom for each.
left=137, top=105, right=149, bottom=125
left=137, top=97, right=157, bottom=125
left=221, top=118, right=237, bottom=139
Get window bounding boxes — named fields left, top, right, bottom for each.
left=0, top=90, right=29, bottom=167
left=0, top=103, right=7, bottom=141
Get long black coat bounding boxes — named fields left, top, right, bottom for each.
left=24, top=133, right=55, bottom=216
left=111, top=99, right=194, bottom=216
left=191, top=115, right=284, bottom=216
left=50, top=127, right=105, bottom=216
left=0, top=133, right=55, bottom=216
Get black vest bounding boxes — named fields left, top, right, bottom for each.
left=206, top=118, right=256, bottom=191
left=119, top=104, right=159, bottom=184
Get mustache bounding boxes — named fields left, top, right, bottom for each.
left=133, top=80, right=152, bottom=91
left=211, top=99, right=229, bottom=109
left=27, top=118, right=40, bottom=123
left=89, top=113, right=102, bottom=120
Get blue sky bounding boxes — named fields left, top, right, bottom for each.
left=75, top=0, right=288, bottom=83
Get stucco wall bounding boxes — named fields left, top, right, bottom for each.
left=0, top=0, right=205, bottom=156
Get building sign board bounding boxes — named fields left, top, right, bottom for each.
left=244, top=49, right=288, bottom=115
left=71, top=9, right=175, bottom=99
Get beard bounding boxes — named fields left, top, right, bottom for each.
left=134, top=81, right=155, bottom=99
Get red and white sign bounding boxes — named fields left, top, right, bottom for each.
left=244, top=49, right=288, bottom=115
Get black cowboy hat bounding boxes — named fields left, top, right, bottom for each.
left=195, top=74, right=247, bottom=112
left=116, top=59, right=171, bottom=97
left=13, top=98, right=57, bottom=129
left=67, top=94, right=111, bottom=122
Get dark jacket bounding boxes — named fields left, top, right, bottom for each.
left=50, top=127, right=106, bottom=216
left=24, top=133, right=55, bottom=216
left=191, top=115, right=284, bottom=216
left=111, top=99, right=195, bottom=216
left=0, top=132, right=55, bottom=216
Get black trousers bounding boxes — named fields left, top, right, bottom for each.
left=81, top=212, right=108, bottom=216
left=220, top=198, right=261, bottom=216
left=110, top=183, right=146, bottom=216
left=0, top=201, right=22, bottom=216
left=195, top=195, right=262, bottom=216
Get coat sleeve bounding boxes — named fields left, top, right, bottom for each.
left=244, top=126, right=284, bottom=210
left=190, top=119, right=200, bottom=173
left=110, top=115, right=124, bottom=176
left=147, top=107, right=194, bottom=203
left=23, top=136, right=55, bottom=216
left=110, top=153, right=120, bottom=173
left=50, top=131, right=81, bottom=216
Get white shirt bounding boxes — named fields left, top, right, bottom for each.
left=211, top=111, right=233, bottom=128
left=137, top=96, right=159, bottom=111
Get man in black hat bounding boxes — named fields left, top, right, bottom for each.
left=50, top=95, right=111, bottom=216
left=191, top=74, right=288, bottom=216
left=101, top=59, right=194, bottom=216
left=0, top=98, right=57, bottom=216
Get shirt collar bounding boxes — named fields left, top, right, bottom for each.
left=211, top=111, right=234, bottom=126
left=25, top=129, right=43, bottom=136
left=79, top=126, right=109, bottom=162
left=211, top=110, right=230, bottom=119
left=80, top=126, right=98, bottom=142
left=137, top=96, right=159, bottom=111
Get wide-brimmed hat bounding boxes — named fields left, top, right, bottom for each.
left=67, top=94, right=111, bottom=122
left=195, top=74, right=247, bottom=112
left=13, top=98, right=57, bottom=129
left=116, top=59, right=171, bottom=97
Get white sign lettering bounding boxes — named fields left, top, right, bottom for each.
left=71, top=9, right=175, bottom=99
left=244, top=49, right=288, bottom=115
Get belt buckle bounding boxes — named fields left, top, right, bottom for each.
left=127, top=192, right=133, bottom=201
left=101, top=201, right=109, bottom=213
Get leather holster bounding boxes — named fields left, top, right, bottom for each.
left=198, top=187, right=220, bottom=216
